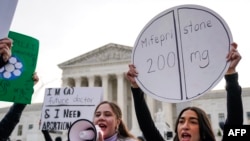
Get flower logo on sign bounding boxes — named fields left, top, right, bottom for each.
left=0, top=56, right=23, bottom=80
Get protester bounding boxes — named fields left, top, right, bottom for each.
left=0, top=71, right=39, bottom=141
left=126, top=42, right=243, bottom=141
left=93, top=101, right=137, bottom=141
left=41, top=101, right=136, bottom=141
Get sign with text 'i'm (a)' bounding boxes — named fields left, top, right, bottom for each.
left=40, top=87, right=103, bottom=131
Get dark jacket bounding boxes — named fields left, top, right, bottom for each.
left=0, top=103, right=26, bottom=141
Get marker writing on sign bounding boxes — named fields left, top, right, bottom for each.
left=183, top=20, right=212, bottom=35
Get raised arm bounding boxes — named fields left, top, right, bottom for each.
left=224, top=42, right=243, bottom=125
left=126, top=64, right=165, bottom=141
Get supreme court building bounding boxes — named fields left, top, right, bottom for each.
left=57, top=43, right=174, bottom=136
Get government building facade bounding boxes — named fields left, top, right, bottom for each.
left=1, top=43, right=250, bottom=141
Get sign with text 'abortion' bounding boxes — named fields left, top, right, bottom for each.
left=40, top=87, right=103, bottom=130
left=132, top=4, right=232, bottom=103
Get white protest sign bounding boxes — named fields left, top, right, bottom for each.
left=40, top=87, right=103, bottom=130
left=132, top=4, right=232, bottom=103
left=0, top=0, right=18, bottom=39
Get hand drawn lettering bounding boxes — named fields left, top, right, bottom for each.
left=183, top=20, right=212, bottom=34
left=190, top=50, right=209, bottom=68
left=147, top=52, right=175, bottom=73
left=140, top=31, right=173, bottom=48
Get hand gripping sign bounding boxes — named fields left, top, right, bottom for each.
left=132, top=4, right=232, bottom=103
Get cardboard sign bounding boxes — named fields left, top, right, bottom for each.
left=132, top=4, right=232, bottom=103
left=40, top=87, right=103, bottom=131
left=0, top=31, right=39, bottom=103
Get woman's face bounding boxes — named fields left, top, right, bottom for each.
left=93, top=103, right=120, bottom=139
left=177, top=109, right=200, bottom=141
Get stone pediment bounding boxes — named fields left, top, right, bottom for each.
left=58, top=43, right=133, bottom=68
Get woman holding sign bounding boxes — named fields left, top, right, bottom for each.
left=93, top=101, right=137, bottom=141
left=126, top=42, right=243, bottom=141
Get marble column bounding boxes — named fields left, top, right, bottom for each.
left=61, top=77, right=68, bottom=87
left=74, top=77, right=82, bottom=87
left=162, top=103, right=174, bottom=129
left=130, top=91, right=142, bottom=136
left=116, top=73, right=127, bottom=123
left=88, top=75, right=95, bottom=87
left=101, top=74, right=109, bottom=101
left=146, top=96, right=155, bottom=120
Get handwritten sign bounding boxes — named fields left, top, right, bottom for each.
left=0, top=31, right=39, bottom=103
left=40, top=87, right=103, bottom=131
left=132, top=4, right=232, bottom=103
left=0, top=0, right=18, bottom=39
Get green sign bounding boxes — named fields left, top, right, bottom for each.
left=0, top=31, right=39, bottom=104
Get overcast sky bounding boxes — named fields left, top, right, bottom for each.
left=1, top=0, right=249, bottom=107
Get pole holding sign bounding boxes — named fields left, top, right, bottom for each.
left=132, top=4, right=232, bottom=103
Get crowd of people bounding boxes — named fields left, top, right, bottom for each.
left=0, top=36, right=244, bottom=141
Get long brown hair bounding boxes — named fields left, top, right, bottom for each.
left=173, top=106, right=216, bottom=141
left=94, top=101, right=136, bottom=139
